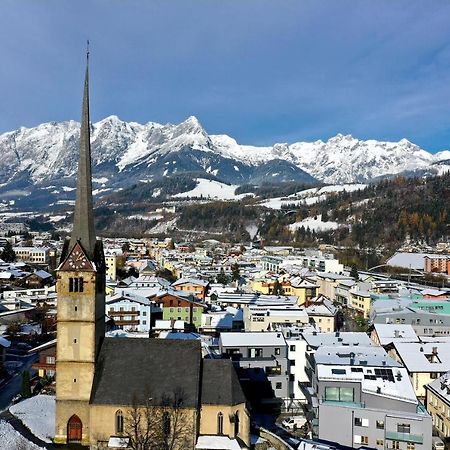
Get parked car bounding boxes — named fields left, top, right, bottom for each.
left=432, top=436, right=445, bottom=450
left=282, top=416, right=307, bottom=430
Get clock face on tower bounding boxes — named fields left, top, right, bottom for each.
left=67, top=249, right=89, bottom=270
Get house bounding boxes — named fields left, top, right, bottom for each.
left=154, top=291, right=205, bottom=329
left=389, top=342, right=450, bottom=398
left=304, top=295, right=338, bottom=332
left=290, top=277, right=319, bottom=305
left=172, top=277, right=210, bottom=301
left=20, top=270, right=53, bottom=288
left=106, top=292, right=152, bottom=333
left=30, top=339, right=56, bottom=378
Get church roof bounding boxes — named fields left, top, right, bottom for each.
left=201, top=359, right=246, bottom=406
left=90, top=338, right=201, bottom=408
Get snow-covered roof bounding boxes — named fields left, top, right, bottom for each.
left=302, top=331, right=374, bottom=349
left=172, top=277, right=209, bottom=287
left=220, top=331, right=286, bottom=347
left=373, top=324, right=419, bottom=346
left=393, top=342, right=450, bottom=373
left=196, top=436, right=242, bottom=450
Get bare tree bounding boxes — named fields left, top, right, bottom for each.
left=124, top=388, right=194, bottom=450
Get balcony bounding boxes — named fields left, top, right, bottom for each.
left=109, top=310, right=139, bottom=315
left=321, top=399, right=366, bottom=409
left=385, top=431, right=423, bottom=444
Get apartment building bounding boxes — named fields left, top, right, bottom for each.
left=425, top=371, right=450, bottom=440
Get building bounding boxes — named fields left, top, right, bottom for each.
left=425, top=371, right=450, bottom=440
left=54, top=61, right=250, bottom=449
left=172, top=277, right=209, bottom=301
left=106, top=292, right=152, bottom=333
left=31, top=339, right=56, bottom=378
left=13, top=246, right=50, bottom=264
left=304, top=295, right=338, bottom=332
left=243, top=305, right=308, bottom=332
left=219, top=331, right=290, bottom=407
left=424, top=255, right=450, bottom=274
left=310, top=347, right=432, bottom=449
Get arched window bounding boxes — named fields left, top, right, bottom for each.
left=115, top=410, right=124, bottom=434
left=217, top=412, right=223, bottom=435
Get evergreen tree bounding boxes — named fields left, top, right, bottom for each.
left=21, top=370, right=31, bottom=398
left=350, top=265, right=359, bottom=280
left=216, top=268, right=230, bottom=285
left=231, top=263, right=240, bottom=282
left=1, top=241, right=16, bottom=262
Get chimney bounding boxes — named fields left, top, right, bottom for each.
left=432, top=346, right=438, bottom=356
left=394, top=330, right=400, bottom=338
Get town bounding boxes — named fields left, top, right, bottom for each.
left=1, top=186, right=450, bottom=450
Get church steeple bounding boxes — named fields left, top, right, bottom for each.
left=70, top=45, right=96, bottom=259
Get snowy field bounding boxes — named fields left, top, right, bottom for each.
left=10, top=395, right=55, bottom=443
left=260, top=184, right=367, bottom=210
left=0, top=420, right=45, bottom=449
left=289, top=214, right=341, bottom=232
left=173, top=178, right=251, bottom=200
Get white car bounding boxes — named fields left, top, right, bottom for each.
left=282, top=416, right=306, bottom=430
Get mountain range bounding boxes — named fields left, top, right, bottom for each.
left=0, top=115, right=449, bottom=208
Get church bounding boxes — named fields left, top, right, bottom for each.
left=54, top=54, right=250, bottom=449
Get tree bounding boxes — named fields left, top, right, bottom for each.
left=125, top=388, right=193, bottom=450
left=350, top=265, right=359, bottom=281
left=231, top=263, right=240, bottom=282
left=21, top=370, right=31, bottom=398
left=1, top=241, right=16, bottom=262
left=216, top=268, right=230, bottom=285
left=272, top=280, right=284, bottom=295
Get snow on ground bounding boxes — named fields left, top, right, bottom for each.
left=10, top=394, right=55, bottom=443
left=289, top=214, right=341, bottom=232
left=260, top=184, right=367, bottom=210
left=173, top=178, right=249, bottom=200
left=92, top=188, right=112, bottom=196
left=92, top=177, right=109, bottom=184
left=47, top=215, right=66, bottom=223
left=0, top=420, right=45, bottom=450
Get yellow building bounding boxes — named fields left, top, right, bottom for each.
left=105, top=255, right=117, bottom=281
left=425, top=372, right=450, bottom=439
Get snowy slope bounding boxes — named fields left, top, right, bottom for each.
left=173, top=178, right=251, bottom=200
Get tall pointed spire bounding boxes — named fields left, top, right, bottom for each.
left=70, top=43, right=96, bottom=258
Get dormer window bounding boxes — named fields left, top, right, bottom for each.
left=69, top=277, right=84, bottom=293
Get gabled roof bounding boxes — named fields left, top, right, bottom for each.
left=201, top=359, right=246, bottom=406
left=172, top=277, right=209, bottom=288
left=90, top=338, right=201, bottom=407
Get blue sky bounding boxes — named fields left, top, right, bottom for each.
left=1, top=0, right=450, bottom=152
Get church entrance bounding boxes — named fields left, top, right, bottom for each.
left=67, top=415, right=82, bottom=442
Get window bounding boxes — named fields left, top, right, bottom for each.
left=391, top=442, right=400, bottom=450
left=325, top=386, right=354, bottom=402
left=143, top=321, right=146, bottom=325
left=276, top=382, right=282, bottom=390
left=115, top=410, right=124, bottom=434
left=217, top=412, right=223, bottom=435
left=143, top=311, right=147, bottom=316
left=354, top=418, right=362, bottom=426
left=275, top=348, right=280, bottom=355
left=69, top=277, right=84, bottom=292
left=397, top=423, right=410, bottom=434
left=249, top=348, right=263, bottom=358
left=407, top=443, right=415, bottom=450
left=361, top=436, right=368, bottom=445
left=74, top=306, right=78, bottom=312
left=265, top=366, right=282, bottom=376
left=290, top=360, right=296, bottom=366
left=376, top=420, right=384, bottom=429
left=46, top=356, right=55, bottom=364
left=376, top=439, right=384, bottom=446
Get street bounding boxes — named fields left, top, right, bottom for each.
left=0, top=353, right=38, bottom=411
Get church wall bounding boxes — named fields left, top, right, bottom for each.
left=57, top=322, right=95, bottom=362
left=54, top=399, right=91, bottom=445
left=89, top=404, right=198, bottom=450
left=200, top=403, right=250, bottom=447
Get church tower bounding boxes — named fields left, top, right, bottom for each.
left=54, top=50, right=106, bottom=446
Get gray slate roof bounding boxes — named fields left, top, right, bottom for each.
left=201, top=359, right=246, bottom=406
left=90, top=338, right=201, bottom=407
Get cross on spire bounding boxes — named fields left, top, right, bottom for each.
left=69, top=47, right=96, bottom=258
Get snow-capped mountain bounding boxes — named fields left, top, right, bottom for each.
left=0, top=115, right=448, bottom=205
